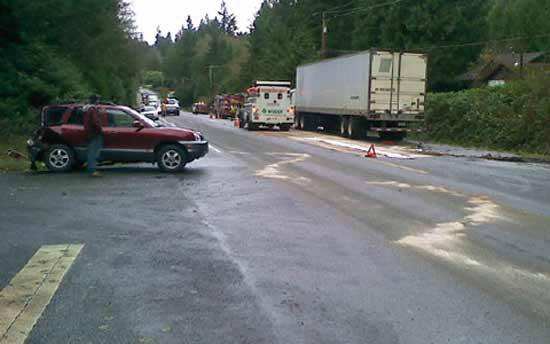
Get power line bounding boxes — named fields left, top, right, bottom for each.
left=325, top=32, right=550, bottom=56
left=312, top=0, right=404, bottom=18
left=323, top=2, right=356, bottom=14
left=419, top=32, right=550, bottom=51
left=328, top=0, right=404, bottom=19
left=312, top=2, right=355, bottom=16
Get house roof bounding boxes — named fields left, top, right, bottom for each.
left=495, top=52, right=545, bottom=67
left=458, top=52, right=547, bottom=81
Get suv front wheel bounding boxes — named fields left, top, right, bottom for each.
left=45, top=144, right=75, bottom=172
left=157, top=145, right=187, bottom=172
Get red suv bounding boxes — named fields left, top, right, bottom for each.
left=27, top=103, right=208, bottom=173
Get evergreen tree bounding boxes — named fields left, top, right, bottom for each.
left=186, top=15, right=195, bottom=32
left=218, top=1, right=238, bottom=35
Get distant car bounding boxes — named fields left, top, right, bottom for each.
left=147, top=94, right=159, bottom=104
left=27, top=103, right=209, bottom=173
left=192, top=102, right=209, bottom=115
left=147, top=101, right=161, bottom=113
left=165, top=98, right=180, bottom=116
left=140, top=105, right=159, bottom=120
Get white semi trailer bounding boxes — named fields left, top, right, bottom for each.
left=295, top=49, right=427, bottom=140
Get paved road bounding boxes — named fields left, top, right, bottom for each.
left=1, top=111, right=550, bottom=343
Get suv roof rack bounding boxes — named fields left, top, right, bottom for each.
left=50, top=99, right=82, bottom=105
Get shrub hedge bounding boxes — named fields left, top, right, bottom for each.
left=423, top=74, right=550, bottom=155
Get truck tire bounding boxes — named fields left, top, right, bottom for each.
left=340, top=116, right=349, bottom=137
left=248, top=122, right=258, bottom=131
left=294, top=114, right=301, bottom=129
left=280, top=124, right=291, bottom=132
left=299, top=114, right=306, bottom=130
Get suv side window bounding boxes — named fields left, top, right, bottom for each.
left=67, top=107, right=84, bottom=125
left=44, top=106, right=67, bottom=126
left=107, top=109, right=134, bottom=128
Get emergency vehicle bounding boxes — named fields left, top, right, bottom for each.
left=239, top=81, right=293, bottom=131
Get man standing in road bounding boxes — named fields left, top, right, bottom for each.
left=83, top=95, right=103, bottom=177
left=161, top=100, right=167, bottom=117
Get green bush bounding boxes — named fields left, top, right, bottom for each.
left=424, top=74, right=550, bottom=155
left=0, top=43, right=92, bottom=138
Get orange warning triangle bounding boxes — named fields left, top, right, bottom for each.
left=366, top=144, right=377, bottom=158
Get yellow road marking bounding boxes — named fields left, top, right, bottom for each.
left=0, top=244, right=84, bottom=344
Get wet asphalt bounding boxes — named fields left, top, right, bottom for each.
left=1, top=111, right=550, bottom=343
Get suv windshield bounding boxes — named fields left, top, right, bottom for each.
left=125, top=107, right=160, bottom=127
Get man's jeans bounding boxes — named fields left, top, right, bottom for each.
left=87, top=135, right=103, bottom=172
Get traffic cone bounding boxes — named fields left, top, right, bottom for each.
left=234, top=115, right=240, bottom=128
left=366, top=144, right=377, bottom=158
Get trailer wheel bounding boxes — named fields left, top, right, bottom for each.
left=340, top=116, right=349, bottom=137
left=299, top=114, right=306, bottom=130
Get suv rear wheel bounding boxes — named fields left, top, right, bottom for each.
left=157, top=145, right=187, bottom=172
left=45, top=144, right=75, bottom=172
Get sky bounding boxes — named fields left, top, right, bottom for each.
left=130, top=0, right=263, bottom=44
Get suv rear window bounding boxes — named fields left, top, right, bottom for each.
left=43, top=106, right=66, bottom=126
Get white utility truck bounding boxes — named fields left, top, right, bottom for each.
left=239, top=81, right=294, bottom=131
left=295, top=49, right=427, bottom=140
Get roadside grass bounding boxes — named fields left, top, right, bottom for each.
left=0, top=136, right=32, bottom=172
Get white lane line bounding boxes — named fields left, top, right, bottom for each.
left=210, top=145, right=223, bottom=154
left=0, top=244, right=84, bottom=344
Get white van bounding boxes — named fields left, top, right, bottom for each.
left=240, top=81, right=294, bottom=131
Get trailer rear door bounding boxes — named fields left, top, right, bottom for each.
left=369, top=51, right=427, bottom=115
left=397, top=53, right=427, bottom=114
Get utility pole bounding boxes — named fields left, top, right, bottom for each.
left=208, top=65, right=222, bottom=87
left=321, top=12, right=328, bottom=59
left=209, top=65, right=215, bottom=87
